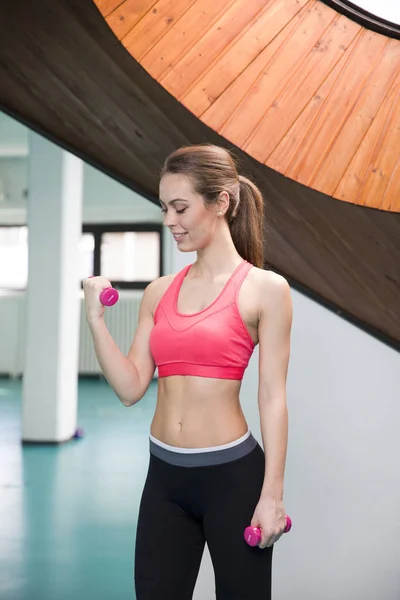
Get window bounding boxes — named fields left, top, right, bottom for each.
left=83, top=223, right=163, bottom=289
left=0, top=226, right=28, bottom=290
left=0, top=224, right=163, bottom=291
left=100, top=231, right=160, bottom=282
left=352, top=1, right=400, bottom=24
left=79, top=233, right=95, bottom=282
left=322, top=0, right=400, bottom=28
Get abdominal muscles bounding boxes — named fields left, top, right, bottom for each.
left=150, top=376, right=248, bottom=448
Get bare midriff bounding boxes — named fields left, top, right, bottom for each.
left=150, top=375, right=249, bottom=448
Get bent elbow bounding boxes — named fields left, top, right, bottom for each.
left=119, top=393, right=142, bottom=407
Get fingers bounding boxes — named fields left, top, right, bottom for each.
left=258, top=526, right=286, bottom=549
left=83, top=276, right=111, bottom=288
left=259, top=536, right=276, bottom=549
left=82, top=276, right=112, bottom=296
left=82, top=276, right=111, bottom=321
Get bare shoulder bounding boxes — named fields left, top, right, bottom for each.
left=143, top=273, right=176, bottom=315
left=248, top=267, right=292, bottom=311
left=145, top=273, right=175, bottom=296
left=248, top=266, right=289, bottom=291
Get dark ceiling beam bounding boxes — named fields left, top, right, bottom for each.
left=0, top=0, right=399, bottom=351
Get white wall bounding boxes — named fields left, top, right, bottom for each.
left=0, top=158, right=27, bottom=221
left=82, top=163, right=161, bottom=224
left=0, top=159, right=162, bottom=225
left=0, top=113, right=28, bottom=157
left=0, top=112, right=162, bottom=225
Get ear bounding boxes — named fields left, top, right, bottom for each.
left=216, top=190, right=230, bottom=216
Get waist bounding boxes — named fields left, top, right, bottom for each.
left=149, top=430, right=258, bottom=467
left=151, top=380, right=246, bottom=448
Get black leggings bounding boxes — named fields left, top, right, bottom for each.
left=134, top=440, right=273, bottom=599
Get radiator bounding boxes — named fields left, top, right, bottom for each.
left=79, top=292, right=142, bottom=374
left=0, top=291, right=143, bottom=376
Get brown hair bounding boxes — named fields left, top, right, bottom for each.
left=161, top=144, right=264, bottom=268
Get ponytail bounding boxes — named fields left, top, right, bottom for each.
left=228, top=175, right=264, bottom=268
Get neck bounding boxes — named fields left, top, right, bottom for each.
left=194, top=224, right=243, bottom=279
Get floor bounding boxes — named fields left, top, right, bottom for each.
left=0, top=376, right=158, bottom=600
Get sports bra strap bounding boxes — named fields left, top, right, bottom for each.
left=156, top=263, right=190, bottom=305
left=228, top=260, right=253, bottom=300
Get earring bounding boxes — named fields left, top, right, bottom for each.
left=218, top=211, right=222, bottom=216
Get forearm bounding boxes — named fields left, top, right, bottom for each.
left=88, top=318, right=141, bottom=406
left=258, top=398, right=288, bottom=500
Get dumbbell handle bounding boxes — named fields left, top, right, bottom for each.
left=244, top=515, right=292, bottom=547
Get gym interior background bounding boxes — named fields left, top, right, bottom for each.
left=1, top=110, right=399, bottom=600
left=1, top=0, right=400, bottom=598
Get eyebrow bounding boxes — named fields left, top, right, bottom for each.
left=159, top=198, right=189, bottom=206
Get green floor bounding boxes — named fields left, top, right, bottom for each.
left=0, top=376, right=158, bottom=600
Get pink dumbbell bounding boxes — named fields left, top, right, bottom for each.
left=88, top=277, right=119, bottom=307
left=244, top=515, right=292, bottom=547
left=99, top=287, right=119, bottom=306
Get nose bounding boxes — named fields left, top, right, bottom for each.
left=163, top=210, right=177, bottom=228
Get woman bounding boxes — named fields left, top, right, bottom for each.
left=83, top=144, right=292, bottom=600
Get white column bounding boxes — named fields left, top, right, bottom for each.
left=21, top=132, right=83, bottom=443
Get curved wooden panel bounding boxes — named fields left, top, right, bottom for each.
left=96, top=0, right=400, bottom=212
left=0, top=0, right=399, bottom=349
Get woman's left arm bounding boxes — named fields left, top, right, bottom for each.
left=250, top=272, right=293, bottom=549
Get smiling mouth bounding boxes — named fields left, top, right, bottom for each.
left=172, top=232, right=187, bottom=240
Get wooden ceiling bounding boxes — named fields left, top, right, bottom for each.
left=0, top=0, right=398, bottom=349
left=98, top=0, right=400, bottom=212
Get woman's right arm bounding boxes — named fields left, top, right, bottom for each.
left=84, top=277, right=161, bottom=407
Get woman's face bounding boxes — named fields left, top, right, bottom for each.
left=159, top=173, right=220, bottom=252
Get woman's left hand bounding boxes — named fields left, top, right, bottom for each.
left=250, top=498, right=287, bottom=549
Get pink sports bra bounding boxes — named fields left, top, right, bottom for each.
left=149, top=260, right=255, bottom=380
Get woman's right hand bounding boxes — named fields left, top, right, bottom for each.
left=82, top=276, right=112, bottom=323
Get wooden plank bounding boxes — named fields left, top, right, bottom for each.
left=105, top=0, right=158, bottom=41
left=181, top=0, right=309, bottom=115
left=357, top=85, right=400, bottom=209
left=286, top=29, right=388, bottom=185
left=201, top=1, right=309, bottom=131
left=141, top=0, right=235, bottom=81
left=382, top=154, right=400, bottom=211
left=123, top=0, right=199, bottom=61
left=94, top=0, right=125, bottom=18
left=220, top=1, right=337, bottom=149
left=244, top=14, right=360, bottom=163
left=160, top=0, right=270, bottom=98
left=267, top=40, right=357, bottom=174
left=311, top=39, right=400, bottom=197
left=334, top=75, right=400, bottom=205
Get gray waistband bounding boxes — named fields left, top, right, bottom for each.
left=149, top=432, right=258, bottom=467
